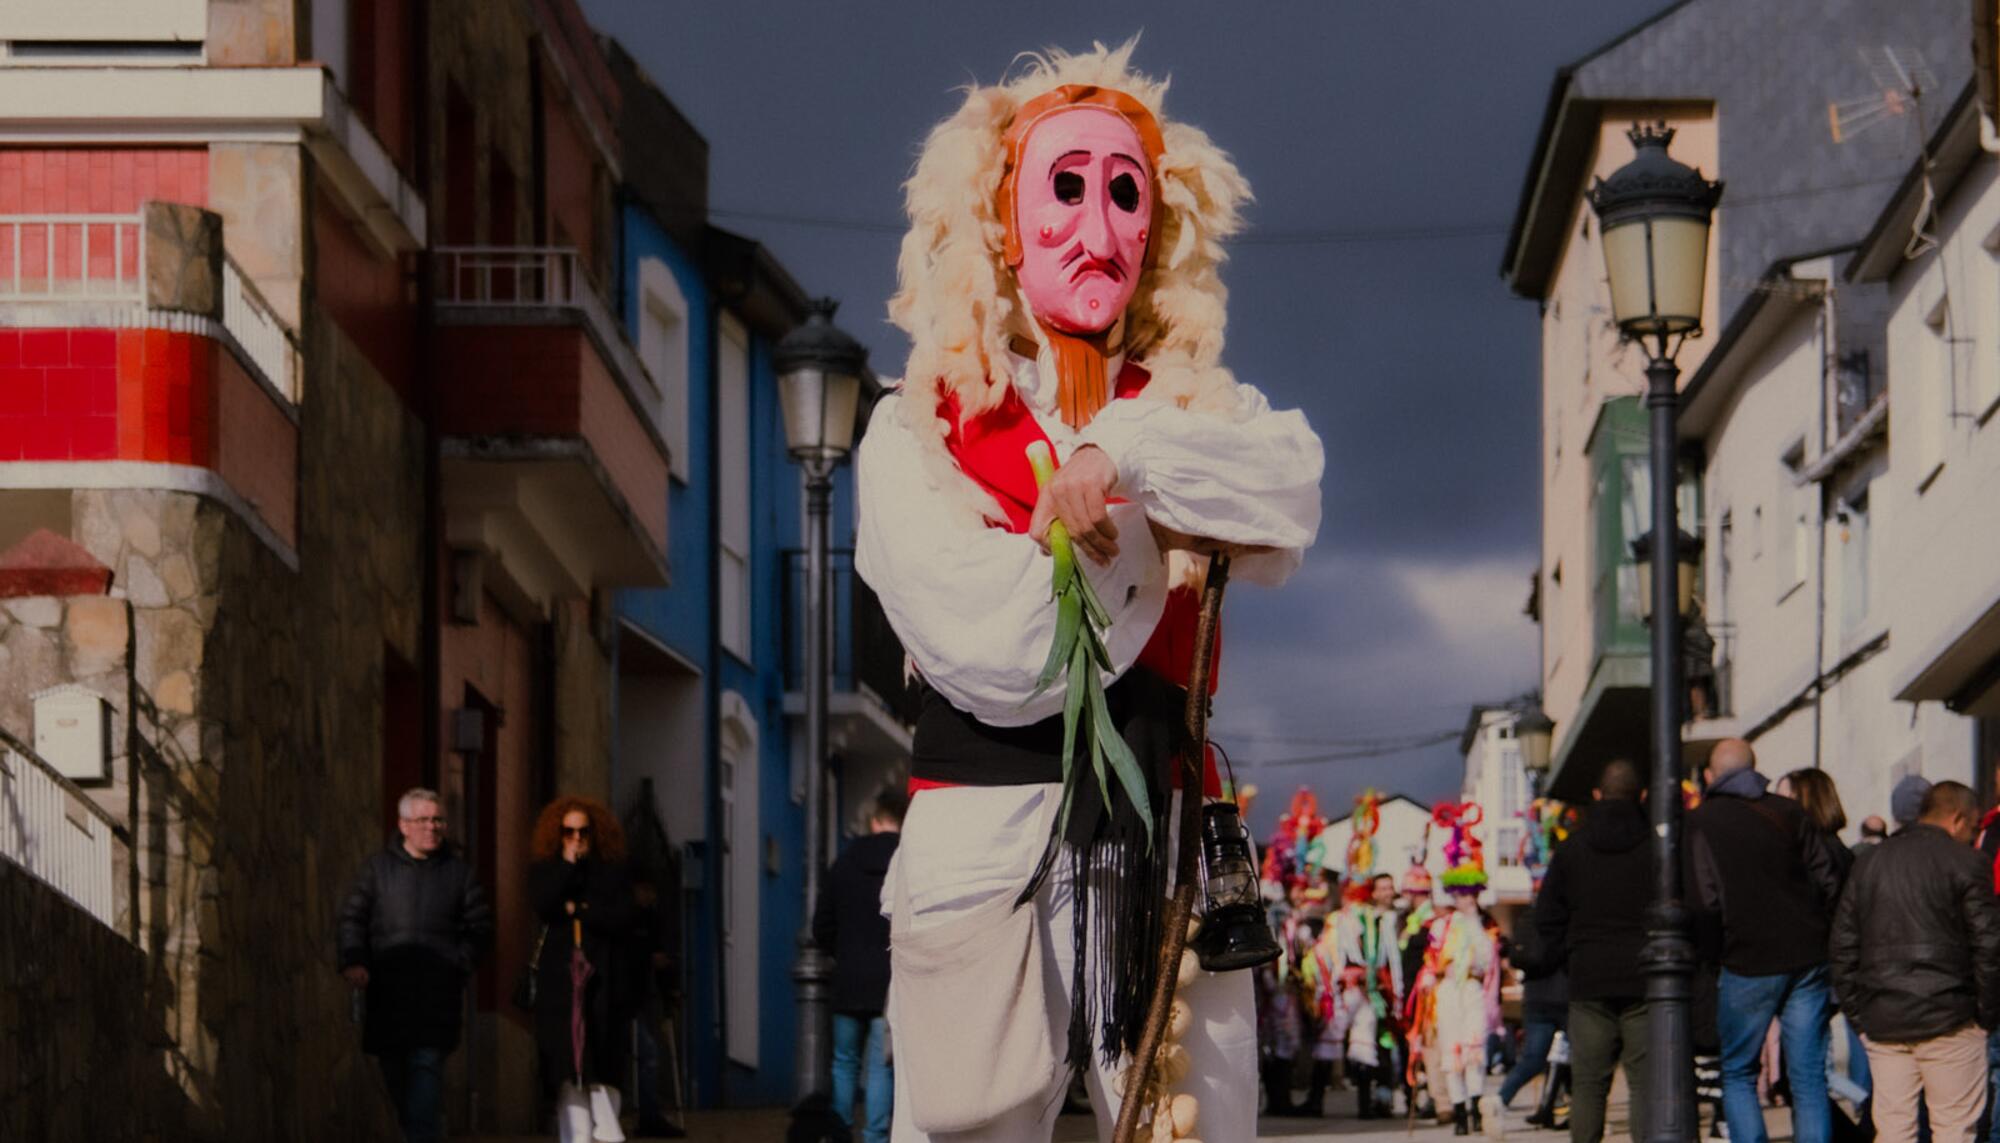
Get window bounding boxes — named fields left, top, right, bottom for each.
left=1776, top=444, right=1809, bottom=599
left=637, top=257, right=691, bottom=481
left=718, top=313, right=753, bottom=661
left=1838, top=487, right=1871, bottom=636
left=718, top=692, right=759, bottom=1066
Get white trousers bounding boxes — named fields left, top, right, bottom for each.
left=554, top=1081, right=624, bottom=1143
left=885, top=784, right=1257, bottom=1143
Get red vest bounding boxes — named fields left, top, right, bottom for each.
left=913, top=365, right=1222, bottom=796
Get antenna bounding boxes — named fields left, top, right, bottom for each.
left=1828, top=46, right=1941, bottom=259
left=1827, top=45, right=1936, bottom=144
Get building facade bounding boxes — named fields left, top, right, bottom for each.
left=1458, top=705, right=1535, bottom=911
left=1502, top=0, right=1969, bottom=800
left=602, top=37, right=916, bottom=1110
left=0, top=1, right=700, bottom=1137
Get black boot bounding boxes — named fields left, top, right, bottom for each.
left=1305, top=1060, right=1332, bottom=1117
left=1263, top=1057, right=1297, bottom=1116
left=1469, top=1098, right=1485, bottom=1135
left=1356, top=1076, right=1376, bottom=1120
left=1455, top=1102, right=1470, bottom=1136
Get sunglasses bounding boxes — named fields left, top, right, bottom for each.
left=562, top=826, right=593, bottom=839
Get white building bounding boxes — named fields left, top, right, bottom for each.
left=1847, top=83, right=2000, bottom=802
left=1675, top=250, right=1905, bottom=825
left=1459, top=706, right=1537, bottom=908
left=1316, top=794, right=1441, bottom=887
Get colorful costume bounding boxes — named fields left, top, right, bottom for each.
left=859, top=42, right=1323, bottom=1142
left=1404, top=803, right=1499, bottom=1134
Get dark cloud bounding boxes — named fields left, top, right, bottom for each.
left=583, top=0, right=1666, bottom=815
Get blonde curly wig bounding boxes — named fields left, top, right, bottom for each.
left=889, top=39, right=1252, bottom=422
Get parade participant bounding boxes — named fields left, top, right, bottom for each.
left=1317, top=792, right=1404, bottom=1120
left=856, top=40, right=1324, bottom=1142
left=1397, top=863, right=1440, bottom=1118
left=1333, top=873, right=1406, bottom=1119
left=1410, top=805, right=1500, bottom=1136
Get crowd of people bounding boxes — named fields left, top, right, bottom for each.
left=328, top=736, right=2000, bottom=1143
left=1252, top=741, right=2000, bottom=1143
left=335, top=785, right=907, bottom=1143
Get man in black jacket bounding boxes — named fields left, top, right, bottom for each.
left=338, top=788, right=494, bottom=1143
left=1832, top=781, right=2000, bottom=1143
left=1535, top=758, right=1652, bottom=1143
left=814, top=789, right=904, bottom=1143
left=1685, top=739, right=1845, bottom=1143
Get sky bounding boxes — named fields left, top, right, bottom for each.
left=579, top=0, right=1675, bottom=838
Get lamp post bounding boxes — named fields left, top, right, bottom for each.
left=1589, top=123, right=1721, bottom=1143
left=775, top=297, right=867, bottom=1122
left=1514, top=701, right=1555, bottom=782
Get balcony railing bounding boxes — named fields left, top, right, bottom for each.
left=221, top=256, right=299, bottom=401
left=783, top=548, right=922, bottom=726
left=0, top=213, right=144, bottom=302
left=0, top=211, right=300, bottom=401
left=0, top=727, right=125, bottom=930
left=436, top=244, right=581, bottom=308
left=435, top=244, right=662, bottom=407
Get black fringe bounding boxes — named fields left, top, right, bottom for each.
left=1014, top=668, right=1188, bottom=1073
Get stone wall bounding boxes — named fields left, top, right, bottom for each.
left=0, top=300, right=425, bottom=1141
left=0, top=864, right=196, bottom=1143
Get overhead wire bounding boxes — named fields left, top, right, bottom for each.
left=705, top=172, right=1906, bottom=248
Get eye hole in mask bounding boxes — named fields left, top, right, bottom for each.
left=1053, top=170, right=1085, bottom=205
left=1109, top=172, right=1141, bottom=213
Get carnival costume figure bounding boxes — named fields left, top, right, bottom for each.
left=1406, top=803, right=1500, bottom=1136
left=857, top=41, right=1324, bottom=1142
left=1306, top=790, right=1403, bottom=1119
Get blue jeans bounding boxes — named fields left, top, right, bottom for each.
left=832, top=1014, right=892, bottom=1143
left=1718, top=965, right=1834, bottom=1143
left=377, top=1046, right=445, bottom=1143
left=1500, top=1017, right=1560, bottom=1107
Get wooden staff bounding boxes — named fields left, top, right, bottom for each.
left=1112, top=552, right=1231, bottom=1143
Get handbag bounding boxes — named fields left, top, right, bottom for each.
left=889, top=856, right=1058, bottom=1133
left=511, top=924, right=549, bottom=1013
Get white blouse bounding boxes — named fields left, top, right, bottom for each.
left=855, top=351, right=1324, bottom=727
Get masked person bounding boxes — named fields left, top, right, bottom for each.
left=856, top=40, right=1324, bottom=1143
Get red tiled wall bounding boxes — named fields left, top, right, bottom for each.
left=576, top=341, right=668, bottom=554
left=314, top=196, right=415, bottom=396
left=214, top=347, right=298, bottom=546
left=0, top=325, right=299, bottom=546
left=0, top=148, right=208, bottom=213
left=435, top=324, right=582, bottom=435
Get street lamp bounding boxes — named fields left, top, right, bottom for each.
left=1515, top=702, right=1555, bottom=778
left=1590, top=122, right=1721, bottom=1143
left=775, top=297, right=867, bottom=1125
left=1630, top=529, right=1704, bottom=624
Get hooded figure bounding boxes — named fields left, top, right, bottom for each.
left=857, top=39, right=1323, bottom=1142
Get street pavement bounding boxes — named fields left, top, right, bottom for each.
left=470, top=1091, right=1654, bottom=1142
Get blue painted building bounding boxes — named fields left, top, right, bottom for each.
left=600, top=40, right=915, bottom=1110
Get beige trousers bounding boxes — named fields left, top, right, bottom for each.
left=885, top=784, right=1258, bottom=1143
left=1864, top=1024, right=1989, bottom=1143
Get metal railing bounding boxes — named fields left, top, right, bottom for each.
left=435, top=244, right=664, bottom=407
left=436, top=245, right=581, bottom=308
left=221, top=256, right=298, bottom=401
left=782, top=548, right=922, bottom=725
left=0, top=734, right=124, bottom=930
left=0, top=213, right=145, bottom=302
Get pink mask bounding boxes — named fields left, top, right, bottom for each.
left=1010, top=108, right=1154, bottom=335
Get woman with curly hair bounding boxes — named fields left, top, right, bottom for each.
left=527, top=796, right=636, bottom=1143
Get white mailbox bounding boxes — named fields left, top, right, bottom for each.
left=32, top=684, right=112, bottom=785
